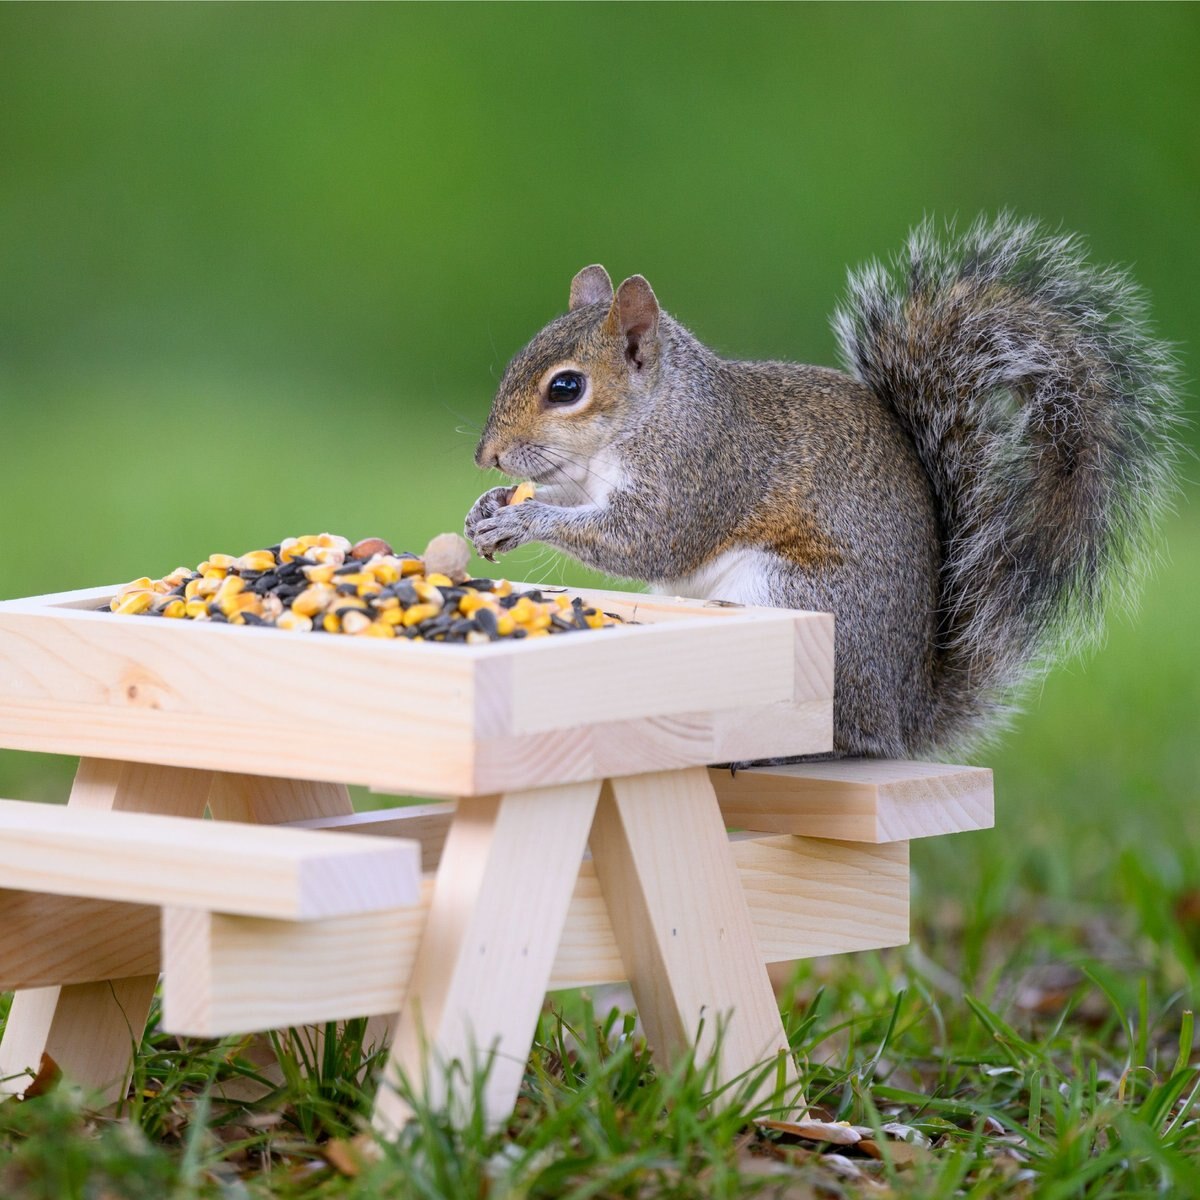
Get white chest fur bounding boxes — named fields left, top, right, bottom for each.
left=653, top=547, right=779, bottom=607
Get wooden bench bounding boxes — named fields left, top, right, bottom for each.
left=0, top=758, right=991, bottom=1126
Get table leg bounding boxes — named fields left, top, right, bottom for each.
left=589, top=767, right=801, bottom=1114
left=373, top=780, right=602, bottom=1136
left=0, top=759, right=214, bottom=1102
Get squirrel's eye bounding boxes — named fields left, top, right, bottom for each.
left=546, top=370, right=586, bottom=405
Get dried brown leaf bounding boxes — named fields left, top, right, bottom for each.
left=760, top=1118, right=861, bottom=1146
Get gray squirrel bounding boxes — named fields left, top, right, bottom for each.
left=465, top=216, right=1181, bottom=758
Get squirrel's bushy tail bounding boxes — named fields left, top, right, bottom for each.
left=832, top=214, right=1182, bottom=753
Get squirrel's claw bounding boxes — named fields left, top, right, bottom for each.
left=465, top=486, right=540, bottom=561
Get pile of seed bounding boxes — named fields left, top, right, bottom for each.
left=100, top=533, right=622, bottom=644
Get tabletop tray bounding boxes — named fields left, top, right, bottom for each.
left=0, top=583, right=833, bottom=797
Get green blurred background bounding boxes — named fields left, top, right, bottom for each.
left=0, top=4, right=1197, bottom=922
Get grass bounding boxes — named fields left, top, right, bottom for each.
left=0, top=383, right=1195, bottom=1196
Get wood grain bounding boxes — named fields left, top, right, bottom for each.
left=0, top=759, right=213, bottom=1103
left=373, top=781, right=602, bottom=1134
left=0, top=585, right=835, bottom=795
left=0, top=797, right=420, bottom=918
left=590, top=769, right=800, bottom=1111
left=711, top=760, right=994, bottom=842
left=159, top=829, right=909, bottom=1038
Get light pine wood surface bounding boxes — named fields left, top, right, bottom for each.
left=0, top=759, right=215, bottom=1103
left=589, top=769, right=801, bottom=1112
left=711, top=760, right=994, bottom=842
left=0, top=798, right=420, bottom=918
left=158, top=831, right=909, bottom=1037
left=0, top=586, right=833, bottom=795
left=373, top=781, right=603, bottom=1135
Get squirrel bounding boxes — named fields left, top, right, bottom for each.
left=465, top=216, right=1181, bottom=758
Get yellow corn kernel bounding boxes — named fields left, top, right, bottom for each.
left=399, top=558, right=425, bottom=576
left=356, top=580, right=382, bottom=597
left=457, top=592, right=495, bottom=616
left=200, top=566, right=228, bottom=583
left=278, top=537, right=303, bottom=563
left=185, top=598, right=209, bottom=619
left=236, top=550, right=276, bottom=573
left=276, top=610, right=313, bottom=632
left=401, top=603, right=439, bottom=626
left=341, top=610, right=372, bottom=635
left=184, top=578, right=203, bottom=600
left=117, top=577, right=154, bottom=598
left=200, top=554, right=236, bottom=572
left=496, top=614, right=515, bottom=636
left=425, top=572, right=452, bottom=587
left=509, top=597, right=537, bottom=625
left=228, top=613, right=246, bottom=625
left=196, top=576, right=221, bottom=598
left=554, top=593, right=572, bottom=610
left=508, top=481, right=536, bottom=505
left=303, top=563, right=337, bottom=584
left=308, top=545, right=347, bottom=567
left=412, top=580, right=444, bottom=608
left=494, top=579, right=513, bottom=597
left=370, top=560, right=400, bottom=585
left=229, top=592, right=262, bottom=616
left=529, top=612, right=552, bottom=631
left=322, top=612, right=342, bottom=633
left=215, top=575, right=245, bottom=604
left=586, top=612, right=606, bottom=628
left=374, top=594, right=400, bottom=611
left=380, top=606, right=406, bottom=625
left=331, top=594, right=367, bottom=612
left=361, top=621, right=396, bottom=638
left=160, top=599, right=187, bottom=619
left=291, top=584, right=335, bottom=617
left=113, top=591, right=153, bottom=615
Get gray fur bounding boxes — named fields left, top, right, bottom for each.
left=466, top=216, right=1182, bottom=758
left=832, top=214, right=1183, bottom=751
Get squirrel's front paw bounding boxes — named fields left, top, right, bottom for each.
left=465, top=490, right=543, bottom=562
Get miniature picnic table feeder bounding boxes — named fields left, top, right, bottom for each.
left=0, top=582, right=993, bottom=1131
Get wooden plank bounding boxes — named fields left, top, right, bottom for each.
left=471, top=698, right=832, bottom=795
left=590, top=769, right=800, bottom=1110
left=0, top=893, right=159, bottom=990
left=372, top=781, right=602, bottom=1135
left=711, top=760, right=994, bottom=842
left=0, top=797, right=420, bottom=918
left=0, top=586, right=834, bottom=796
left=207, top=775, right=354, bottom=825
left=498, top=615, right=800, bottom=736
left=0, top=759, right=213, bottom=1103
left=0, top=604, right=479, bottom=795
left=159, top=830, right=909, bottom=1037
left=295, top=804, right=454, bottom=873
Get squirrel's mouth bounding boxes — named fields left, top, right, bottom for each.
left=498, top=443, right=568, bottom=486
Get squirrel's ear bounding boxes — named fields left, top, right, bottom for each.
left=606, top=275, right=660, bottom=368
left=569, top=264, right=614, bottom=310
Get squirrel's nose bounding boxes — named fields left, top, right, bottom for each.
left=475, top=439, right=500, bottom=470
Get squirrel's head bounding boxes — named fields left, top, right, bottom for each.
left=475, top=265, right=661, bottom=495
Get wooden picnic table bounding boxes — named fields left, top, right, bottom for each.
left=0, top=581, right=991, bottom=1131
